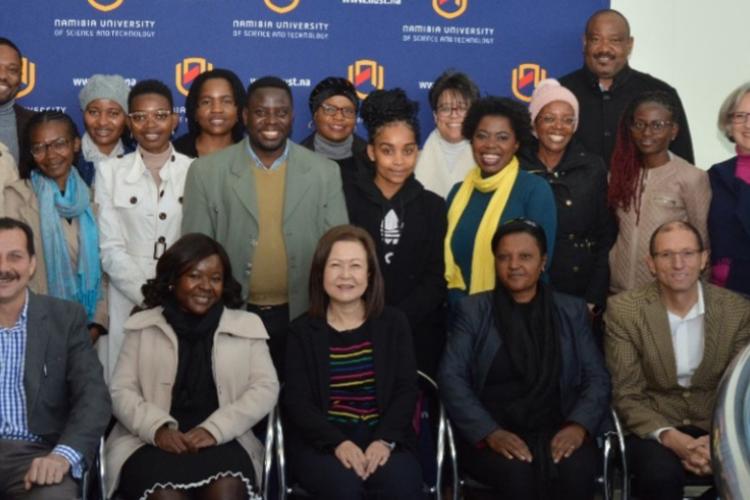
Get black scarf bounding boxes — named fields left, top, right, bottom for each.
left=162, top=297, right=224, bottom=429
left=492, top=282, right=563, bottom=497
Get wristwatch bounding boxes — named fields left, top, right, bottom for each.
left=379, top=439, right=396, bottom=451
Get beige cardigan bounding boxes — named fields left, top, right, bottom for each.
left=609, top=155, right=711, bottom=293
left=0, top=142, right=19, bottom=214
left=105, top=306, right=279, bottom=496
left=3, top=178, right=108, bottom=327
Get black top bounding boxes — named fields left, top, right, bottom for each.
left=343, top=160, right=447, bottom=373
left=559, top=64, right=693, bottom=166
left=283, top=307, right=418, bottom=452
left=520, top=139, right=616, bottom=307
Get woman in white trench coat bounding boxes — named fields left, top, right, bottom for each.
left=96, top=80, right=192, bottom=381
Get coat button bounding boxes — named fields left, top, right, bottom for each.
left=179, top=196, right=183, bottom=204
left=573, top=266, right=580, bottom=272
left=683, top=391, right=690, bottom=398
left=130, top=196, right=137, bottom=204
left=159, top=212, right=167, bottom=220
left=158, top=236, right=166, bottom=243
left=682, top=419, right=691, bottom=425
left=565, top=199, right=573, bottom=207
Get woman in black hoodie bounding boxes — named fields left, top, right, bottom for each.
left=344, top=88, right=447, bottom=376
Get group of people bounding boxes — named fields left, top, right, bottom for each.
left=0, top=6, right=749, bottom=500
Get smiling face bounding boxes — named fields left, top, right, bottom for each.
left=730, top=92, right=750, bottom=154
left=128, top=93, right=178, bottom=154
left=0, top=227, right=36, bottom=308
left=368, top=121, right=418, bottom=197
left=30, top=120, right=79, bottom=191
left=471, top=115, right=519, bottom=177
left=494, top=232, right=546, bottom=303
left=83, top=98, right=127, bottom=154
left=323, top=240, right=369, bottom=308
left=174, top=254, right=224, bottom=315
left=583, top=12, right=633, bottom=85
left=0, top=44, right=21, bottom=106
left=434, top=89, right=470, bottom=144
left=244, top=87, right=293, bottom=159
left=647, top=226, right=707, bottom=296
left=630, top=101, right=677, bottom=166
left=535, top=101, right=576, bottom=157
left=195, top=77, right=239, bottom=138
left=313, top=95, right=357, bottom=143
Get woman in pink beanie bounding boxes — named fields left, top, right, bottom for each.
left=520, top=79, right=615, bottom=317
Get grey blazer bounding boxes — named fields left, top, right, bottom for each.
left=24, top=292, right=111, bottom=465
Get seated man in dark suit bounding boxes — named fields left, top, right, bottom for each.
left=605, top=220, right=750, bottom=500
left=0, top=217, right=111, bottom=499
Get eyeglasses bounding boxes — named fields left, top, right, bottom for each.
left=630, top=120, right=673, bottom=133
left=539, top=114, right=576, bottom=127
left=128, top=110, right=173, bottom=124
left=30, top=137, right=72, bottom=158
left=436, top=104, right=469, bottom=117
left=730, top=111, right=750, bottom=125
left=652, top=249, right=702, bottom=261
left=86, top=108, right=124, bottom=120
left=319, top=103, right=356, bottom=119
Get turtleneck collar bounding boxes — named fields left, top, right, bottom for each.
left=81, top=133, right=125, bottom=163
left=314, top=132, right=353, bottom=161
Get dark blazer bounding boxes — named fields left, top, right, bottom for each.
left=14, top=103, right=33, bottom=140
left=24, top=292, right=111, bottom=465
left=707, top=157, right=750, bottom=296
left=438, top=290, right=611, bottom=445
left=283, top=307, right=418, bottom=452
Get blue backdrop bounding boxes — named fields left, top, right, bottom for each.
left=1, top=0, right=608, bottom=142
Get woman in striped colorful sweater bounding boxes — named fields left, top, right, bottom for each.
left=283, top=224, right=424, bottom=499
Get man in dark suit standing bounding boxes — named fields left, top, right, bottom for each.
left=0, top=38, right=33, bottom=166
left=605, top=220, right=750, bottom=500
left=559, top=9, right=694, bottom=166
left=0, top=217, right=111, bottom=498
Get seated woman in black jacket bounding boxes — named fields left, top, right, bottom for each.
left=284, top=224, right=424, bottom=500
left=438, top=218, right=611, bottom=500
left=344, top=88, right=447, bottom=376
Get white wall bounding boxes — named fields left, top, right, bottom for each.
left=610, top=0, right=750, bottom=168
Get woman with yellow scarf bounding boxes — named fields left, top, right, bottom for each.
left=445, top=97, right=557, bottom=302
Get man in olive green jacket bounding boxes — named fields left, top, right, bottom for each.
left=182, top=76, right=348, bottom=372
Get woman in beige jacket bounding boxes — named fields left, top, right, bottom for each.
left=4, top=111, right=107, bottom=336
left=105, top=233, right=279, bottom=500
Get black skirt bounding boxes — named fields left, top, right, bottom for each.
left=117, top=440, right=256, bottom=499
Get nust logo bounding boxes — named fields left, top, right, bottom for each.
left=511, top=63, right=547, bottom=103
left=433, top=0, right=467, bottom=20
left=175, top=58, right=214, bottom=97
left=347, top=60, right=385, bottom=100
left=264, top=0, right=300, bottom=14
left=88, top=0, right=124, bottom=12
left=17, top=57, right=36, bottom=99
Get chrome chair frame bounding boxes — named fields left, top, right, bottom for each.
left=453, top=407, right=628, bottom=500
left=275, top=370, right=457, bottom=499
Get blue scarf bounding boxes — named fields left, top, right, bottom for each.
left=31, top=169, right=102, bottom=321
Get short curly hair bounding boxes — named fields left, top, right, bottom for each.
left=141, top=233, right=244, bottom=310
left=360, top=88, right=420, bottom=145
left=461, top=96, right=532, bottom=148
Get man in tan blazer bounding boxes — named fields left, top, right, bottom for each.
left=605, top=220, right=750, bottom=500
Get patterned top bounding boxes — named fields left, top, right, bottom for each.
left=327, top=324, right=379, bottom=426
left=0, top=291, right=84, bottom=477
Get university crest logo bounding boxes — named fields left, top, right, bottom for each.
left=264, top=0, right=300, bottom=14
left=433, top=0, right=467, bottom=20
left=88, top=0, right=124, bottom=12
left=16, top=57, right=36, bottom=99
left=511, top=63, right=547, bottom=102
left=175, top=58, right=214, bottom=97
left=347, top=60, right=385, bottom=100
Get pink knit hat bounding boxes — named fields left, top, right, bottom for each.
left=528, top=79, right=579, bottom=133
